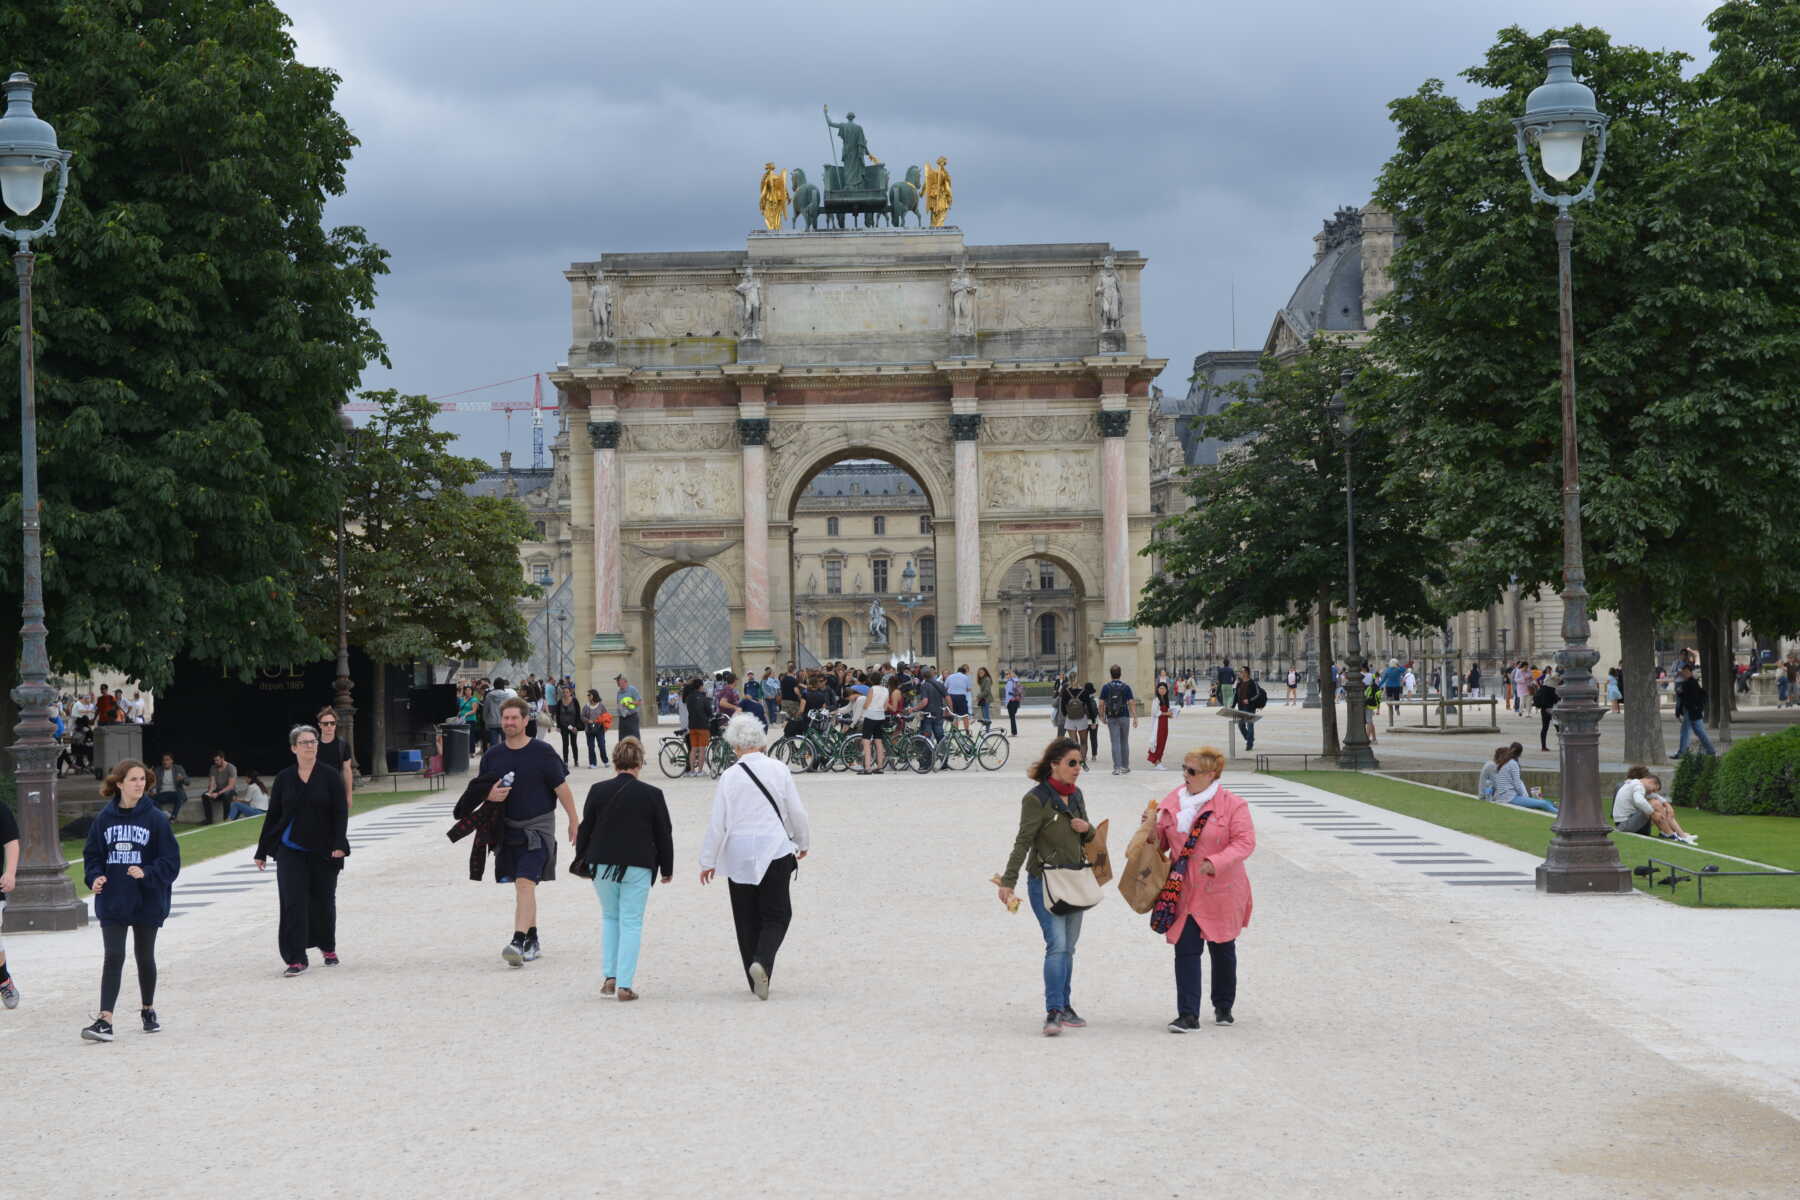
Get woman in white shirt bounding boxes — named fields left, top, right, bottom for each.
left=856, top=674, right=891, bottom=774
left=699, top=712, right=812, bottom=999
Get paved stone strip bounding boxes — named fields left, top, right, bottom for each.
left=1244, top=781, right=1534, bottom=887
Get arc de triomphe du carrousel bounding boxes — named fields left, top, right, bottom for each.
left=548, top=122, right=1165, bottom=691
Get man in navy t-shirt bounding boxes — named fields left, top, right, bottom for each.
left=480, top=696, right=578, bottom=967
left=1098, top=665, right=1139, bottom=775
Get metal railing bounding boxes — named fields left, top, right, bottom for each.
left=1635, top=856, right=1798, bottom=905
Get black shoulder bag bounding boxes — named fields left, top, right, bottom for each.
left=737, top=762, right=800, bottom=877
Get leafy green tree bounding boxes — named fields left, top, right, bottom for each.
left=0, top=0, right=388, bottom=745
left=333, top=392, right=534, bottom=775
left=1370, top=15, right=1800, bottom=763
left=1137, top=342, right=1448, bottom=754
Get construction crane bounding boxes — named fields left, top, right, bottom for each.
left=340, top=372, right=551, bottom=460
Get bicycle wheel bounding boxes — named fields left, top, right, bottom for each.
left=835, top=734, right=865, bottom=772
left=657, top=741, right=687, bottom=779
left=906, top=735, right=935, bottom=774
left=977, top=731, right=1011, bottom=771
left=943, top=733, right=976, bottom=771
left=708, top=738, right=732, bottom=778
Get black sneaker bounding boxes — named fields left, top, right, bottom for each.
left=0, top=979, right=17, bottom=1009
left=522, top=937, right=541, bottom=963
left=82, top=1017, right=114, bottom=1042
left=1058, top=1007, right=1087, bottom=1029
left=283, top=962, right=308, bottom=978
left=1042, top=1011, right=1063, bottom=1037
left=141, top=1009, right=161, bottom=1033
left=501, top=938, right=525, bottom=968
left=322, top=952, right=340, bottom=967
left=1214, top=1009, right=1234, bottom=1026
left=1167, top=1014, right=1201, bottom=1034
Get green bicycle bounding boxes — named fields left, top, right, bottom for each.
left=772, top=710, right=858, bottom=773
left=837, top=713, right=936, bottom=774
left=930, top=722, right=1011, bottom=772
left=657, top=731, right=732, bottom=779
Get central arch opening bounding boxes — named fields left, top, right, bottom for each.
left=786, top=453, right=941, bottom=667
left=996, top=554, right=1088, bottom=681
left=648, top=564, right=730, bottom=682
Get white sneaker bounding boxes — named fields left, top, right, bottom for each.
left=1680, top=834, right=1700, bottom=845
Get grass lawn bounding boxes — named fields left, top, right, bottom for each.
left=60, top=789, right=433, bottom=897
left=1274, top=771, right=1800, bottom=909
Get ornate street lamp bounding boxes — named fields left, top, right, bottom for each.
left=1330, top=371, right=1378, bottom=769
left=898, top=560, right=924, bottom=661
left=1513, top=37, right=1628, bottom=892
left=1, top=74, right=82, bottom=930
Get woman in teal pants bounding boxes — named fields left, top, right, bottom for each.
left=574, top=737, right=674, bottom=1001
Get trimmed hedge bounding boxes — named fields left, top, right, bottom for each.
left=1670, top=751, right=1720, bottom=811
left=1705, top=726, right=1800, bottom=817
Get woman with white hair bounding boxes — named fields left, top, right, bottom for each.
left=698, top=711, right=812, bottom=999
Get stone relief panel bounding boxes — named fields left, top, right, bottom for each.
left=980, top=277, right=1091, bottom=330
left=980, top=414, right=1097, bottom=445
left=764, top=280, right=946, bottom=338
left=981, top=449, right=1099, bottom=512
left=617, top=283, right=736, bottom=339
left=620, top=421, right=737, bottom=453
left=623, top=459, right=743, bottom=520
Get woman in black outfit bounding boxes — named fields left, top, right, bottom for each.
left=574, top=737, right=674, bottom=1001
left=255, top=724, right=350, bottom=976
left=1533, top=674, right=1561, bottom=752
left=552, top=684, right=585, bottom=769
left=1079, top=682, right=1101, bottom=762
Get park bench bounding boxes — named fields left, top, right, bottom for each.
left=1384, top=697, right=1500, bottom=733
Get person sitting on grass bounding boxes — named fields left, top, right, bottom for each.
left=1612, top=768, right=1698, bottom=845
left=1477, top=746, right=1508, bottom=802
left=1495, top=743, right=1558, bottom=814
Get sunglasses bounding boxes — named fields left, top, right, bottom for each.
left=319, top=720, right=337, bottom=727
left=1184, top=766, right=1209, bottom=776
left=1062, top=759, right=1086, bottom=769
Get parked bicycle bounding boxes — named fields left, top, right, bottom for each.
left=657, top=731, right=731, bottom=779
left=930, top=722, right=1011, bottom=772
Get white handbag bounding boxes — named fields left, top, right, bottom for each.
left=1040, top=863, right=1103, bottom=915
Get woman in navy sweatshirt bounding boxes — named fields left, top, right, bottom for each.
left=81, top=759, right=181, bottom=1042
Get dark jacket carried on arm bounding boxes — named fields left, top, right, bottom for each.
left=574, top=775, right=675, bottom=884
left=447, top=772, right=504, bottom=881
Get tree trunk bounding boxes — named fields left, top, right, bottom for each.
left=1615, top=575, right=1665, bottom=765
left=1316, top=587, right=1339, bottom=757
left=370, top=663, right=388, bottom=780
left=1713, top=606, right=1733, bottom=744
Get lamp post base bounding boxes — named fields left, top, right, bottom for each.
left=1335, top=745, right=1380, bottom=770
left=1535, top=850, right=1633, bottom=894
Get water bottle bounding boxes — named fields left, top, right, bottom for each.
left=501, top=771, right=515, bottom=788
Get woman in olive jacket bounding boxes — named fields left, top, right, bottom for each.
left=574, top=737, right=674, bottom=1000
left=995, top=736, right=1095, bottom=1038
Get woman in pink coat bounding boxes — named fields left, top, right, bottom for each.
left=1153, top=746, right=1255, bottom=1031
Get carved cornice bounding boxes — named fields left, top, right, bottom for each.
left=1097, top=409, right=1131, bottom=438
left=588, top=421, right=621, bottom=449
left=949, top=413, right=982, bottom=442
left=738, top=417, right=770, bottom=446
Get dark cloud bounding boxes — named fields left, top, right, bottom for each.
left=285, top=0, right=1717, bottom=459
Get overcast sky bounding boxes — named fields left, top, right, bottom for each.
left=283, top=0, right=1717, bottom=464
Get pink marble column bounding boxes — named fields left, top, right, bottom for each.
left=954, top=434, right=981, bottom=630
left=1099, top=407, right=1132, bottom=632
left=590, top=420, right=623, bottom=646
left=742, top=438, right=770, bottom=631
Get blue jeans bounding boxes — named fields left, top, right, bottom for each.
left=1510, top=793, right=1559, bottom=814
left=1677, top=714, right=1716, bottom=757
left=226, top=801, right=264, bottom=821
left=1026, top=874, right=1082, bottom=1013
left=592, top=866, right=653, bottom=989
left=585, top=726, right=609, bottom=767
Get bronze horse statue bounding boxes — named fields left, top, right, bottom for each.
left=888, top=165, right=922, bottom=228
left=790, top=167, right=822, bottom=231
